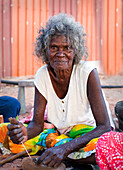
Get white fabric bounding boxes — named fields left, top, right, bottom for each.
left=34, top=61, right=114, bottom=133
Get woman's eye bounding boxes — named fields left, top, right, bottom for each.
left=65, top=46, right=72, bottom=51
left=51, top=46, right=57, bottom=51
left=65, top=46, right=70, bottom=50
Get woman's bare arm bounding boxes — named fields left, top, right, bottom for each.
left=7, top=87, right=47, bottom=143
left=64, top=68, right=111, bottom=152
left=87, top=68, right=111, bottom=131
left=27, top=87, right=47, bottom=140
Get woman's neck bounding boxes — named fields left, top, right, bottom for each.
left=48, top=65, right=73, bottom=83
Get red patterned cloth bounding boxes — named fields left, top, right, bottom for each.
left=96, top=131, right=123, bottom=170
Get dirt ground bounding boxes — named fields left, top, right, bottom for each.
left=0, top=73, right=123, bottom=169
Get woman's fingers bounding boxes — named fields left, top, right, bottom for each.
left=36, top=149, right=62, bottom=168
left=7, top=128, right=24, bottom=144
left=7, top=117, right=27, bottom=144
left=36, top=151, right=49, bottom=164
left=15, top=131, right=24, bottom=139
left=42, top=156, right=61, bottom=168
left=8, top=117, right=19, bottom=124
left=21, top=136, right=28, bottom=144
left=7, top=123, right=20, bottom=130
left=18, top=136, right=25, bottom=143
left=48, top=159, right=61, bottom=168
left=42, top=155, right=53, bottom=165
left=7, top=127, right=22, bottom=136
left=47, top=160, right=56, bottom=167
left=10, top=135, right=24, bottom=144
left=54, top=162, right=61, bottom=168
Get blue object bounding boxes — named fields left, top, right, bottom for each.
left=0, top=96, right=21, bottom=123
left=54, top=138, right=73, bottom=147
left=37, top=128, right=56, bottom=147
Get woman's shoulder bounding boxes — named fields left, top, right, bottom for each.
left=34, top=65, right=48, bottom=81
left=75, top=60, right=96, bottom=73
left=35, top=64, right=48, bottom=76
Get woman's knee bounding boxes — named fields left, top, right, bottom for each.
left=11, top=97, right=21, bottom=111
left=0, top=96, right=21, bottom=122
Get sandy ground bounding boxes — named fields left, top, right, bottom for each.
left=0, top=73, right=123, bottom=169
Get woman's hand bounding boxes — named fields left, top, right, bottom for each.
left=36, top=145, right=68, bottom=168
left=7, top=117, right=28, bottom=144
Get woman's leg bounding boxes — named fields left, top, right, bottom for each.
left=0, top=96, right=21, bottom=122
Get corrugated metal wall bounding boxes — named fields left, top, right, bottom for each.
left=0, top=0, right=12, bottom=78
left=11, top=0, right=49, bottom=77
left=77, top=0, right=122, bottom=74
left=0, top=0, right=122, bottom=78
left=0, top=0, right=49, bottom=78
left=100, top=0, right=122, bottom=74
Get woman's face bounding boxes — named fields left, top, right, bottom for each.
left=47, top=35, right=75, bottom=71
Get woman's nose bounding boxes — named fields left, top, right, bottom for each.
left=56, top=51, right=65, bottom=57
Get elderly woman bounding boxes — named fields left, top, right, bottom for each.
left=7, top=13, right=114, bottom=168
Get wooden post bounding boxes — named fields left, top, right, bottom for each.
left=18, top=79, right=34, bottom=114
left=18, top=86, right=26, bottom=114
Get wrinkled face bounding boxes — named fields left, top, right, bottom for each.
left=47, top=35, right=75, bottom=71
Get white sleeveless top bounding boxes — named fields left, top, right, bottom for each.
left=34, top=61, right=114, bottom=134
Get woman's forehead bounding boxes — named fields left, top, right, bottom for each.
left=50, top=35, right=70, bottom=44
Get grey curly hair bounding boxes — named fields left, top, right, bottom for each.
left=34, top=13, right=88, bottom=64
